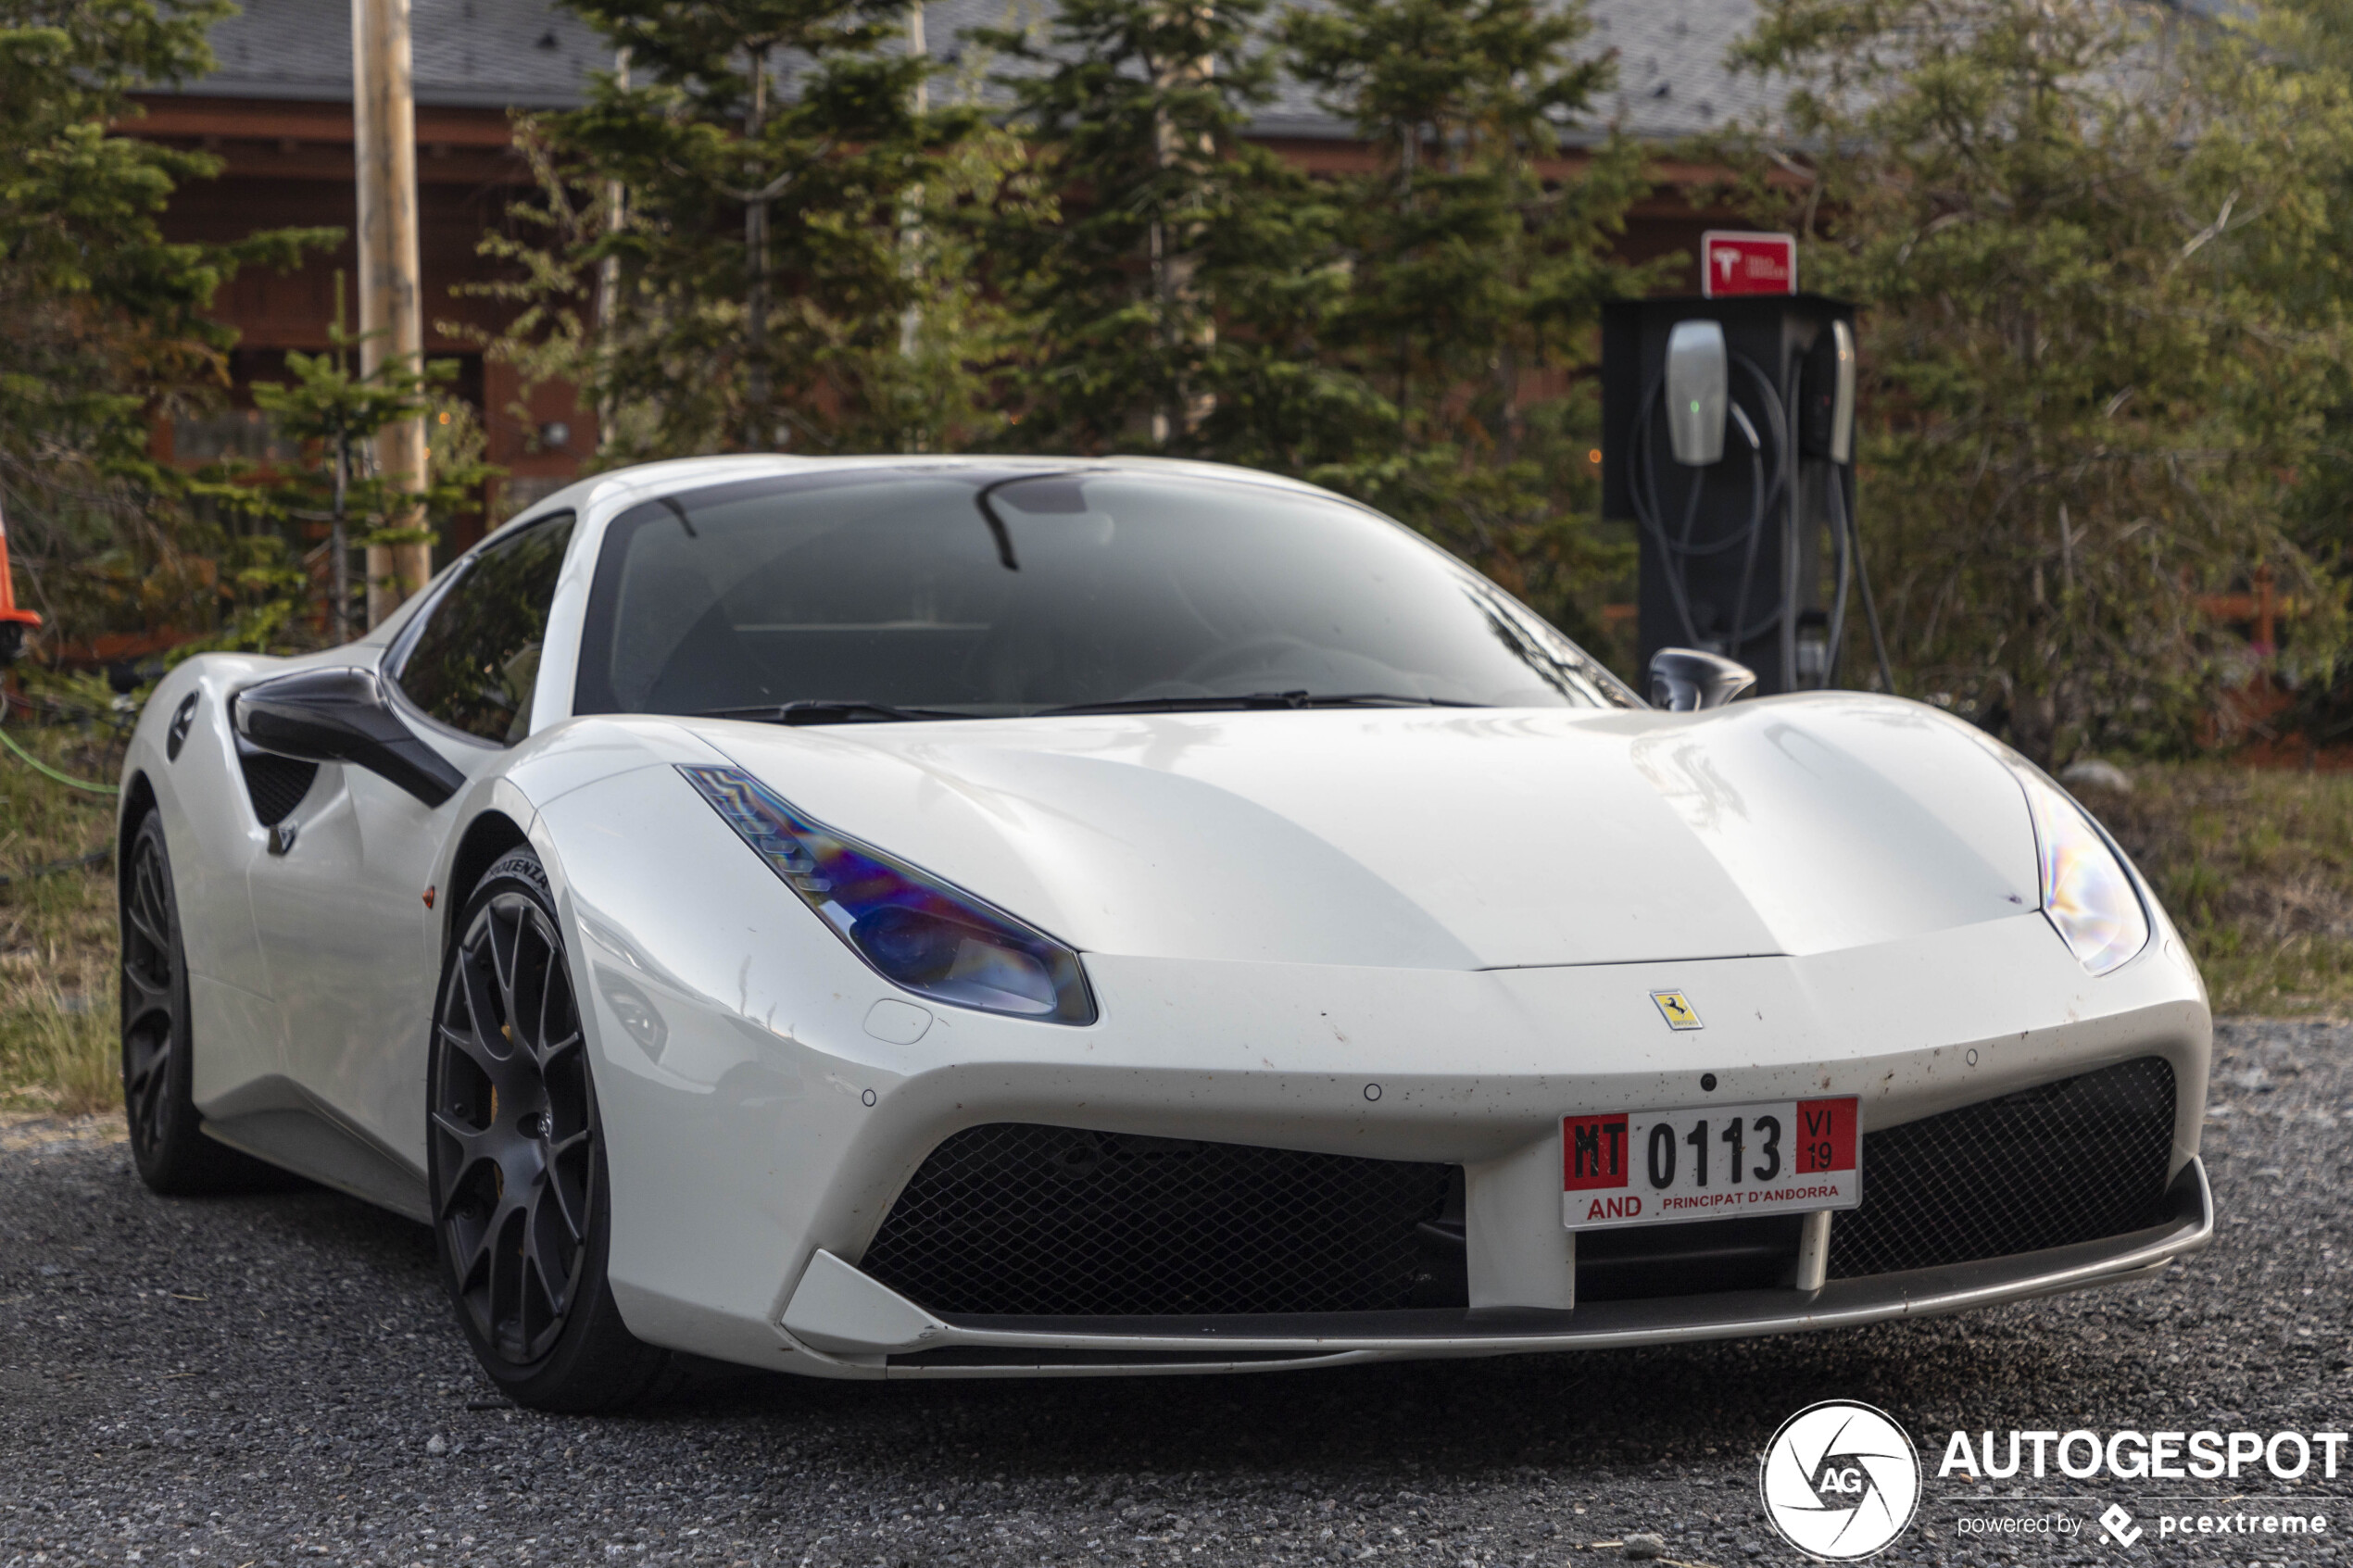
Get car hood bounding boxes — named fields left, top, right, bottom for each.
left=686, top=695, right=2041, bottom=970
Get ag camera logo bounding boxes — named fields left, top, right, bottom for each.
left=1760, top=1400, right=1922, bottom=1560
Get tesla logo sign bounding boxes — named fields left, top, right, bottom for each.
left=1702, top=231, right=1796, bottom=297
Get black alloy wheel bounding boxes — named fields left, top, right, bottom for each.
left=427, top=848, right=670, bottom=1410
left=120, top=813, right=271, bottom=1193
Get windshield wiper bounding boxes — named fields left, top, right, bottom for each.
left=1028, top=691, right=1489, bottom=717
left=698, top=700, right=972, bottom=726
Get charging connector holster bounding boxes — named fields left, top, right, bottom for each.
left=1602, top=294, right=1858, bottom=696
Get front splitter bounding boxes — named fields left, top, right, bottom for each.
left=784, top=1160, right=2212, bottom=1378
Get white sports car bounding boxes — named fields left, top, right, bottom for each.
left=118, top=456, right=2213, bottom=1410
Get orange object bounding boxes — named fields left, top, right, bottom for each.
left=2197, top=564, right=2280, bottom=657
left=422, top=886, right=435, bottom=909
left=0, top=504, right=41, bottom=633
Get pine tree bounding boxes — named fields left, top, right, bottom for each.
left=0, top=0, right=330, bottom=647
left=468, top=0, right=992, bottom=460
left=1732, top=0, right=2353, bottom=759
left=977, top=0, right=1354, bottom=454
left=233, top=318, right=496, bottom=645
left=1282, top=0, right=1652, bottom=639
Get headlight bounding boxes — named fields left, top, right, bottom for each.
left=2011, top=766, right=2150, bottom=976
left=679, top=764, right=1096, bottom=1023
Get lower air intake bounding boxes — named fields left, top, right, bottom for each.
left=859, top=1125, right=1455, bottom=1316
left=1829, top=1056, right=2178, bottom=1279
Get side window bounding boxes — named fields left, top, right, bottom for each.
left=394, top=514, right=576, bottom=745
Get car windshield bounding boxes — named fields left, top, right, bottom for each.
left=572, top=467, right=1633, bottom=719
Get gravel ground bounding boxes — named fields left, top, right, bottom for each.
left=2, top=1017, right=2348, bottom=1568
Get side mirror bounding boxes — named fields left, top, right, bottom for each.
left=1649, top=647, right=1757, bottom=712
left=231, top=667, right=465, bottom=807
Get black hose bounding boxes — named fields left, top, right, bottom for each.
left=1629, top=355, right=1791, bottom=655
left=1835, top=472, right=1898, bottom=695
left=1727, top=404, right=1768, bottom=663
left=0, top=846, right=110, bottom=889
left=1628, top=331, right=1887, bottom=694
left=1628, top=371, right=1707, bottom=646
left=1823, top=470, right=1854, bottom=686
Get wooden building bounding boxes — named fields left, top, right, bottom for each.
left=123, top=0, right=1766, bottom=546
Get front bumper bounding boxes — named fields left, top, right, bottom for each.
left=780, top=1157, right=2212, bottom=1376
left=535, top=769, right=2213, bottom=1378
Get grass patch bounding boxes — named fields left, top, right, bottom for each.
left=0, top=717, right=126, bottom=1116
left=2093, top=763, right=2353, bottom=1016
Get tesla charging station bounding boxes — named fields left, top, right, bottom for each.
left=1602, top=232, right=1887, bottom=697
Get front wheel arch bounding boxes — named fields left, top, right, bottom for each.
left=116, top=769, right=158, bottom=900
left=441, top=809, right=530, bottom=958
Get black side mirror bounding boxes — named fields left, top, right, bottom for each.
left=231, top=667, right=465, bottom=807
left=1649, top=647, right=1758, bottom=712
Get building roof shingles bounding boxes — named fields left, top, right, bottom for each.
left=174, top=0, right=1780, bottom=139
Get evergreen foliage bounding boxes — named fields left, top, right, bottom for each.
left=1281, top=0, right=1653, bottom=636
left=976, top=0, right=1647, bottom=636
left=19, top=0, right=2353, bottom=748
left=975, top=0, right=1353, bottom=456
left=463, top=0, right=1007, bottom=460
left=1730, top=0, right=2353, bottom=759
left=210, top=319, right=499, bottom=647
left=0, top=0, right=331, bottom=648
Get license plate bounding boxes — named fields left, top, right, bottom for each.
left=1562, top=1097, right=1860, bottom=1230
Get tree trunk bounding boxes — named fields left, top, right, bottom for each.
left=1149, top=2, right=1215, bottom=445
left=743, top=44, right=773, bottom=453
left=596, top=46, right=630, bottom=453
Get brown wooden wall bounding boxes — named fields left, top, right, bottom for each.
left=126, top=94, right=589, bottom=546
left=122, top=93, right=1739, bottom=548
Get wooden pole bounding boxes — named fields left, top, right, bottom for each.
left=352, top=0, right=431, bottom=629
left=742, top=44, right=774, bottom=454
left=1148, top=2, right=1215, bottom=445
left=596, top=48, right=628, bottom=454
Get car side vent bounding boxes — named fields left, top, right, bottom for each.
left=237, top=745, right=318, bottom=827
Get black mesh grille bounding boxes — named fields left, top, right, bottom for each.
left=238, top=749, right=317, bottom=826
left=859, top=1125, right=1455, bottom=1316
left=1829, top=1057, right=2177, bottom=1279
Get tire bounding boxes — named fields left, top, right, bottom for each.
left=120, top=812, right=275, bottom=1193
left=426, top=847, right=673, bottom=1411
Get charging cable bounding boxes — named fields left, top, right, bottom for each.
left=1629, top=353, right=1791, bottom=655
left=1828, top=465, right=1897, bottom=695
left=1629, top=318, right=1896, bottom=696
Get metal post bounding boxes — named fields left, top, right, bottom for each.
left=353, top=0, right=431, bottom=626
left=1794, top=1210, right=1831, bottom=1293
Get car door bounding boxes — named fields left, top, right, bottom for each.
left=247, top=513, right=577, bottom=1176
